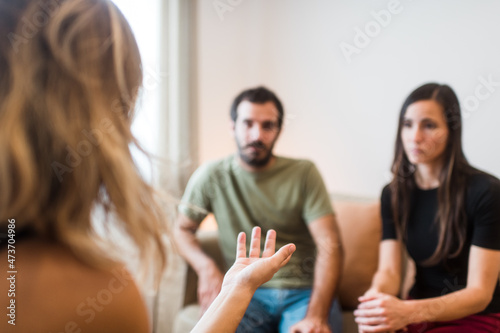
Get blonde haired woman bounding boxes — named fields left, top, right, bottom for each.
left=0, top=0, right=295, bottom=332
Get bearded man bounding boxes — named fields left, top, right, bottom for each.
left=175, top=86, right=343, bottom=333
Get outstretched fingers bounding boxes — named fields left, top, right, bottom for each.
left=262, top=229, right=276, bottom=258
left=236, top=232, right=247, bottom=259
left=236, top=228, right=295, bottom=268
left=248, top=227, right=261, bottom=258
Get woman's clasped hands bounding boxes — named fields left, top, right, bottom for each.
left=354, top=289, right=411, bottom=333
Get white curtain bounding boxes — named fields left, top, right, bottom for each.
left=112, top=1, right=198, bottom=332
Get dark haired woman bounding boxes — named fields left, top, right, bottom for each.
left=354, top=83, right=500, bottom=332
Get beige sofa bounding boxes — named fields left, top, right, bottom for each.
left=165, top=197, right=413, bottom=333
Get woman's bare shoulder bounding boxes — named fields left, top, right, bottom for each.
left=1, top=239, right=150, bottom=333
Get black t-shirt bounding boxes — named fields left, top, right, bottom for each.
left=382, top=172, right=500, bottom=313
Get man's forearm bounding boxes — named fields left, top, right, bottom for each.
left=174, top=223, right=218, bottom=274
left=307, top=240, right=343, bottom=318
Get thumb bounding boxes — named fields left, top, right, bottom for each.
left=358, top=293, right=380, bottom=302
left=272, top=243, right=296, bottom=268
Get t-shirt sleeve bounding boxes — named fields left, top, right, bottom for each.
left=381, top=185, right=397, bottom=240
left=470, top=176, right=500, bottom=250
left=302, top=162, right=334, bottom=223
left=178, top=165, right=212, bottom=224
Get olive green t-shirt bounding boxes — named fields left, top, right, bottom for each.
left=179, top=155, right=334, bottom=288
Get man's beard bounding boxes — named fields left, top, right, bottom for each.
left=237, top=140, right=274, bottom=168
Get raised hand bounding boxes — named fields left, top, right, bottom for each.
left=192, top=227, right=295, bottom=333
left=222, top=226, right=296, bottom=292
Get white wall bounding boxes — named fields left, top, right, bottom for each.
left=195, top=0, right=500, bottom=197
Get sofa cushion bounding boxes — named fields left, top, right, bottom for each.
left=333, top=200, right=381, bottom=310
left=173, top=304, right=200, bottom=333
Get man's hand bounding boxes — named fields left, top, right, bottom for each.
left=197, top=262, right=224, bottom=314
left=290, top=317, right=332, bottom=333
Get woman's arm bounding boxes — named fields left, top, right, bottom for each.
left=362, top=239, right=402, bottom=297
left=191, top=227, right=295, bottom=333
left=355, top=245, right=500, bottom=332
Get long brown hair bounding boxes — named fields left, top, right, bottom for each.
left=0, top=0, right=166, bottom=280
left=389, top=83, right=474, bottom=265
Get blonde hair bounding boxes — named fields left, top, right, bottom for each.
left=0, top=0, right=166, bottom=279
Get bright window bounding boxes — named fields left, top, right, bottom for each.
left=112, top=0, right=163, bottom=182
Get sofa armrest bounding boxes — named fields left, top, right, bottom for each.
left=333, top=199, right=381, bottom=310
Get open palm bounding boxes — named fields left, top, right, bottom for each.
left=222, top=227, right=295, bottom=291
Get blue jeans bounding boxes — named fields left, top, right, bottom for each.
left=236, top=288, right=343, bottom=333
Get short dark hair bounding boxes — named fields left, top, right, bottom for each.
left=230, top=86, right=284, bottom=128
